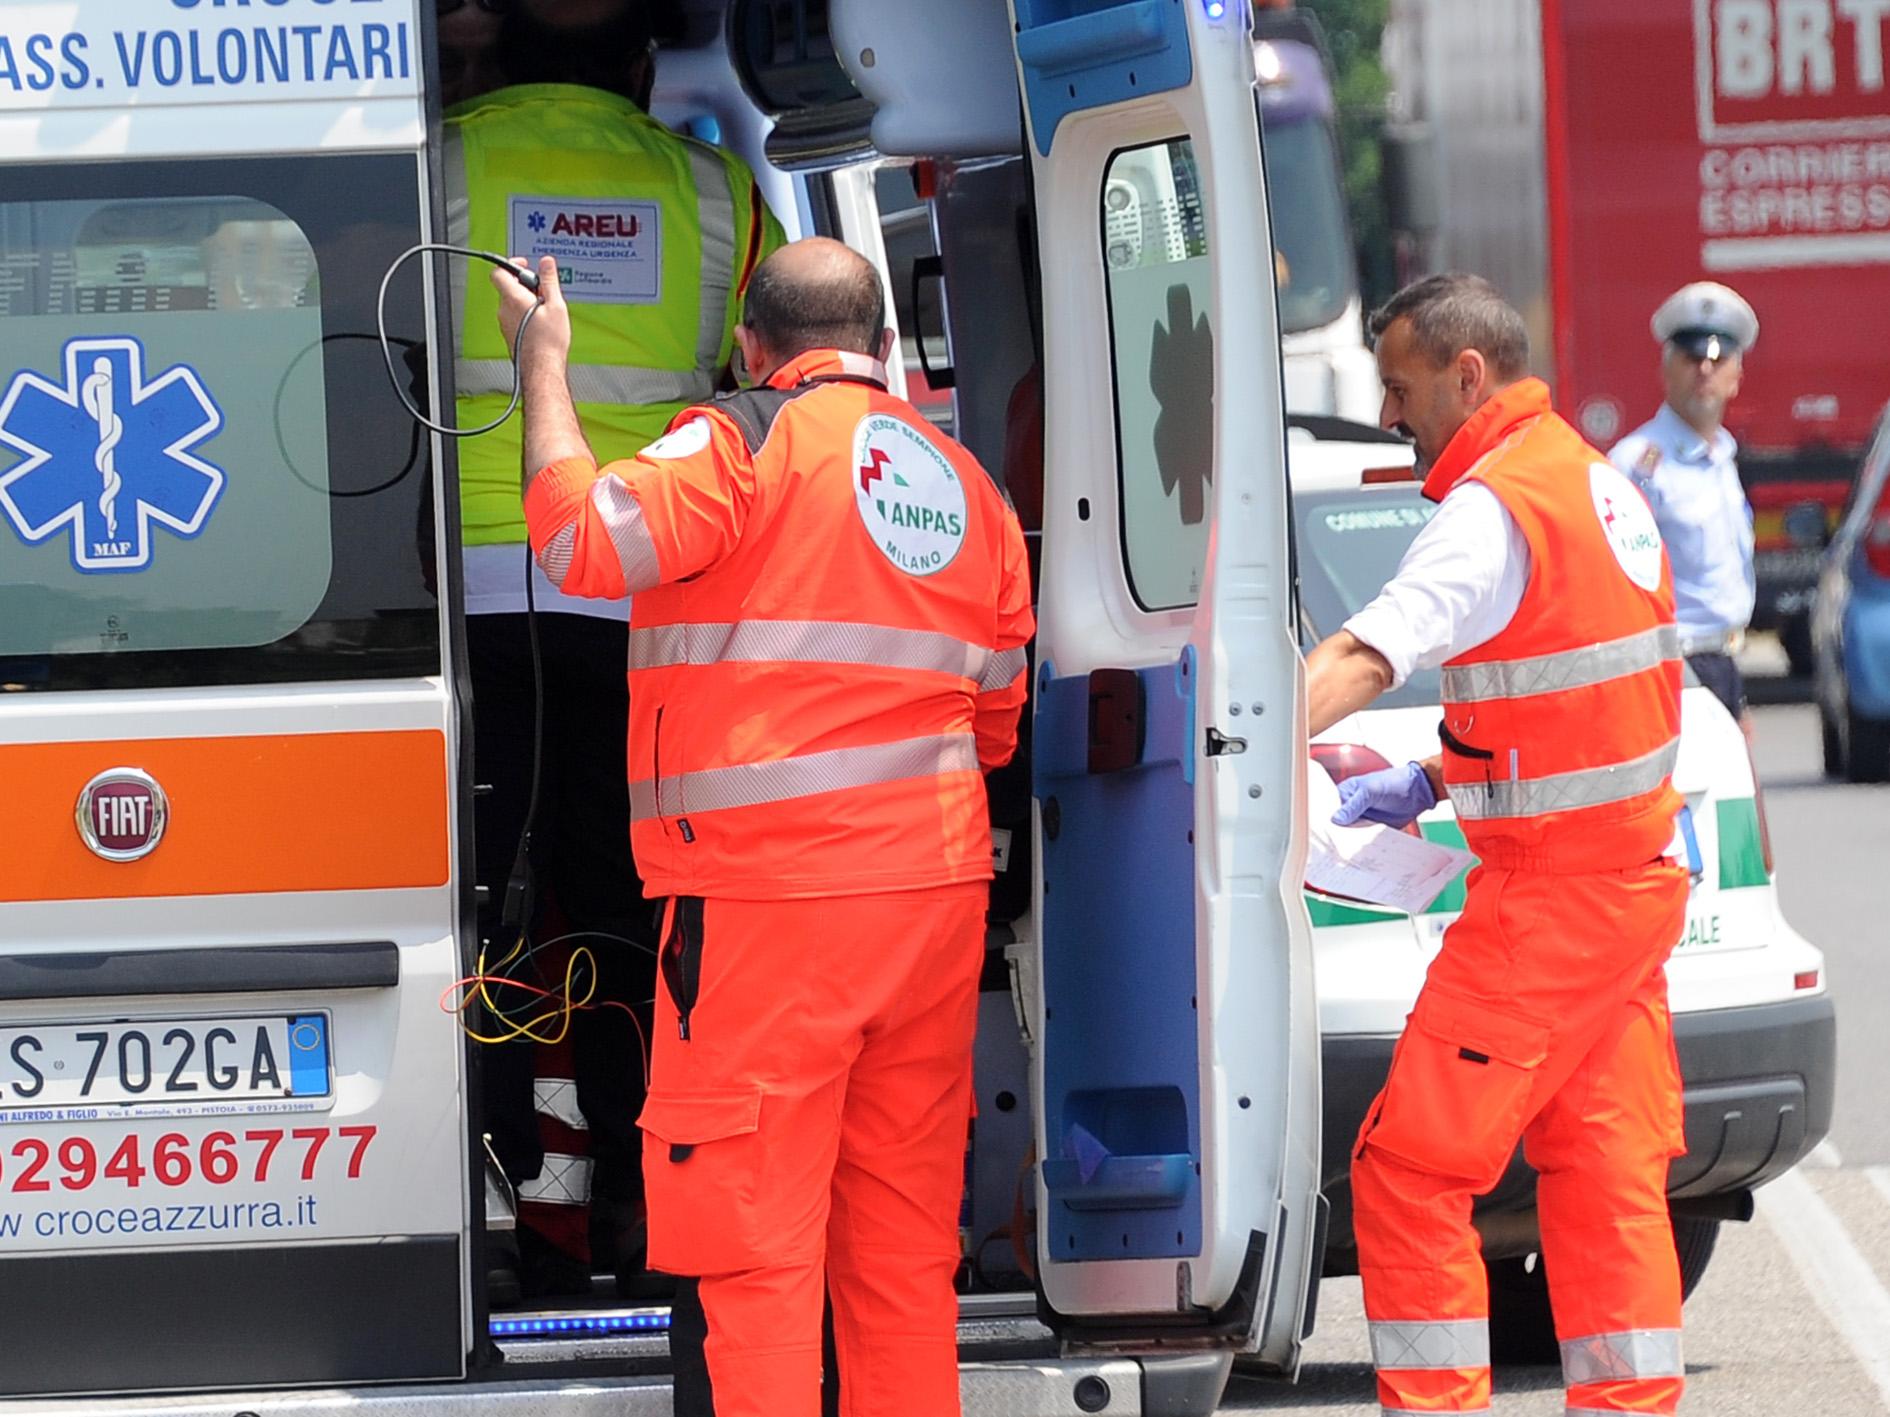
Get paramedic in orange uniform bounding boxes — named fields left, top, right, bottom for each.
left=1305, top=274, right=1689, bottom=1417
left=494, top=238, right=1033, bottom=1417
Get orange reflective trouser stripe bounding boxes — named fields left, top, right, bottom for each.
left=1352, top=860, right=1690, bottom=1416
left=639, top=886, right=985, bottom=1417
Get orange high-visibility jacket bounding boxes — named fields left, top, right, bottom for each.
left=522, top=348, right=1034, bottom=900
left=1422, top=380, right=1683, bottom=874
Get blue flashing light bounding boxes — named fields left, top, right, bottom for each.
left=490, top=1308, right=676, bottom=1341
left=1205, top=0, right=1227, bottom=18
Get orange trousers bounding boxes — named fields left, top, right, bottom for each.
left=639, top=886, right=985, bottom=1417
left=1353, top=860, right=1690, bottom=1416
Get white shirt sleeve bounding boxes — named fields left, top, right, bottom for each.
left=1340, top=481, right=1531, bottom=688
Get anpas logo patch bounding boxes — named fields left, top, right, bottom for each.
left=1589, top=461, right=1664, bottom=592
left=643, top=417, right=711, bottom=462
left=852, top=413, right=967, bottom=577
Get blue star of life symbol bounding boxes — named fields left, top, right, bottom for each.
left=528, top=210, right=548, bottom=233
left=0, top=337, right=225, bottom=575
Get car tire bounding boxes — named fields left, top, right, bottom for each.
left=1486, top=1254, right=1560, bottom=1365
left=1487, top=1217, right=1721, bottom=1367
left=1822, top=706, right=1846, bottom=778
left=1848, top=706, right=1890, bottom=783
left=1782, top=612, right=1816, bottom=679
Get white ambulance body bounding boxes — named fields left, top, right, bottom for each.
left=0, top=1, right=1320, bottom=1413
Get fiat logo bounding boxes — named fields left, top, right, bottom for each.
left=76, top=769, right=168, bottom=862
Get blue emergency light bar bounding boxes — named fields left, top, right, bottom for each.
left=490, top=1309, right=672, bottom=1339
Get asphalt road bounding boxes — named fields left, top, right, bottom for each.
left=1221, top=693, right=1890, bottom=1415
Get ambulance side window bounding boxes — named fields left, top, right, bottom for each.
left=0, top=156, right=436, bottom=692
left=1103, top=137, right=1212, bottom=611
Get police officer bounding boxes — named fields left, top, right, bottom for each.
left=1308, top=274, right=1689, bottom=1417
left=493, top=237, right=1033, bottom=1417
left=1609, top=281, right=1760, bottom=722
left=443, top=0, right=782, bottom=1299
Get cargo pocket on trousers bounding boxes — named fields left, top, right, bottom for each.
left=639, top=1086, right=766, bottom=1275
left=1363, top=990, right=1552, bottom=1191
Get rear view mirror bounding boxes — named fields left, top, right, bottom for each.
left=1783, top=500, right=1830, bottom=550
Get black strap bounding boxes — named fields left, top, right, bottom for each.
left=1438, top=718, right=1495, bottom=761
left=712, top=386, right=804, bottom=454
left=803, top=372, right=888, bottom=391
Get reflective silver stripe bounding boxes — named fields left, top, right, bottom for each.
left=514, top=1152, right=591, bottom=1206
left=629, top=619, right=994, bottom=681
left=1441, top=625, right=1681, bottom=702
left=1369, top=1318, right=1491, bottom=1372
left=533, top=1078, right=587, bottom=1132
left=1449, top=737, right=1680, bottom=821
left=589, top=476, right=661, bottom=593
left=454, top=359, right=714, bottom=407
left=979, top=646, right=1029, bottom=693
left=688, top=142, right=738, bottom=374
left=442, top=123, right=470, bottom=328
left=629, top=732, right=977, bottom=821
left=1560, top=1328, right=1683, bottom=1385
left=1679, top=629, right=1738, bottom=656
left=538, top=524, right=578, bottom=586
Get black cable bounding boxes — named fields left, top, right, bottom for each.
left=498, top=541, right=545, bottom=949
left=276, top=332, right=425, bottom=499
left=369, top=241, right=550, bottom=1017
left=376, top=242, right=541, bottom=438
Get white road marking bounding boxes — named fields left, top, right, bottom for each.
left=1869, top=1167, right=1890, bottom=1211
left=1757, top=1168, right=1890, bottom=1409
left=1808, top=1138, right=1846, bottom=1169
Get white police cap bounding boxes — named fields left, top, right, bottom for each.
left=1651, top=281, right=1758, bottom=359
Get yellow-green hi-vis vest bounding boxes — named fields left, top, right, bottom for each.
left=444, top=83, right=784, bottom=547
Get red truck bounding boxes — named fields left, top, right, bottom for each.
left=1381, top=0, right=1883, bottom=668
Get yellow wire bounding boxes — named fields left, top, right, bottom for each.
left=455, top=940, right=601, bottom=1046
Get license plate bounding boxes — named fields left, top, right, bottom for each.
left=0, top=1015, right=332, bottom=1121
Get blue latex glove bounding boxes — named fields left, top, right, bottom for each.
left=1332, top=761, right=1436, bottom=829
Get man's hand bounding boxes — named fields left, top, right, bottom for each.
left=1332, top=761, right=1437, bottom=829
left=491, top=255, right=570, bottom=367
left=490, top=255, right=593, bottom=489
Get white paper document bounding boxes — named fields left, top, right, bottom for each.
left=1304, top=760, right=1477, bottom=916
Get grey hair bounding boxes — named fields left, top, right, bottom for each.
left=1367, top=273, right=1531, bottom=381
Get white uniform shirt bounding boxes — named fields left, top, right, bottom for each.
left=1608, top=403, right=1755, bottom=642
left=1340, top=480, right=1532, bottom=688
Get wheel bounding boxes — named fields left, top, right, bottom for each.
left=1782, top=612, right=1816, bottom=679
left=1822, top=705, right=1846, bottom=778
left=1486, top=1253, right=1559, bottom=1365
left=1672, top=1215, right=1722, bottom=1297
left=1848, top=706, right=1890, bottom=783
left=1486, top=1217, right=1721, bottom=1367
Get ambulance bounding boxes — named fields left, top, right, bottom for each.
left=0, top=1, right=1320, bottom=1413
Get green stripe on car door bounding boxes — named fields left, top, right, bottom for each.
left=1716, top=797, right=1769, bottom=888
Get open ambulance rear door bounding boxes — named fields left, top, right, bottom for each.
left=0, top=0, right=473, bottom=1397
left=1009, top=0, right=1324, bottom=1375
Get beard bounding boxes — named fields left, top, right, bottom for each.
left=1394, top=422, right=1430, bottom=477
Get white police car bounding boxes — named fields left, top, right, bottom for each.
left=1289, top=420, right=1836, bottom=1360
